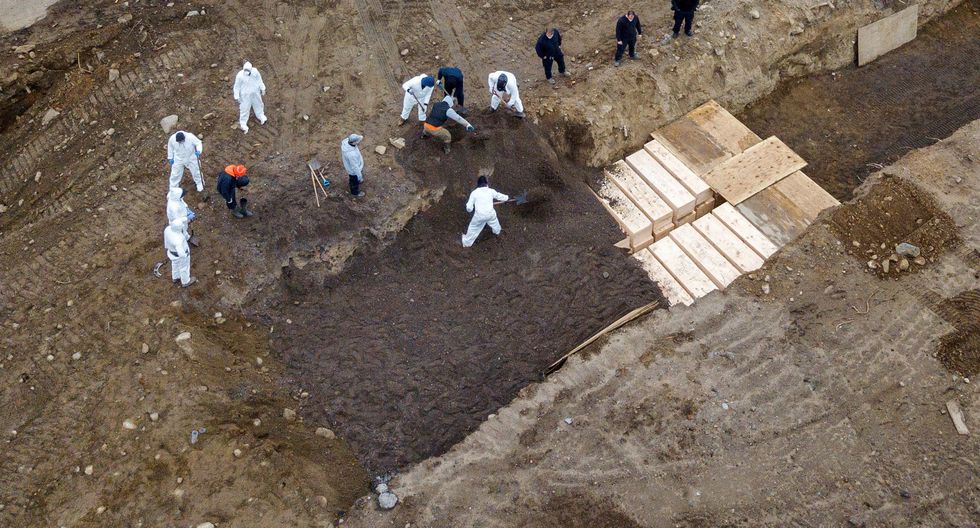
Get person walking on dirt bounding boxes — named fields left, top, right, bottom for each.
left=341, top=134, right=366, bottom=197
left=669, top=0, right=698, bottom=38
left=462, top=175, right=508, bottom=247
left=614, top=10, right=643, bottom=66
left=233, top=61, right=268, bottom=134
left=487, top=71, right=524, bottom=118
left=423, top=95, right=476, bottom=154
left=216, top=164, right=253, bottom=218
left=535, top=27, right=568, bottom=84
left=167, top=131, right=204, bottom=192
left=400, top=74, right=436, bottom=124
left=164, top=216, right=196, bottom=287
left=166, top=187, right=196, bottom=224
left=437, top=66, right=467, bottom=115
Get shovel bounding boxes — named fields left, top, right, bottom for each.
left=496, top=192, right=528, bottom=206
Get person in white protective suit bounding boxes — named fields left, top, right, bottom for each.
left=233, top=61, right=267, bottom=133
left=167, top=131, right=204, bottom=191
left=462, top=175, right=509, bottom=247
left=164, top=216, right=196, bottom=287
left=166, top=187, right=190, bottom=224
left=400, top=74, right=436, bottom=124
left=487, top=71, right=524, bottom=118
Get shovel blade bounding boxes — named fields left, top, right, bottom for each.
left=514, top=192, right=528, bottom=205
left=307, top=158, right=322, bottom=171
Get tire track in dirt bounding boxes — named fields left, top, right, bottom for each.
left=427, top=0, right=475, bottom=70
left=352, top=0, right=402, bottom=90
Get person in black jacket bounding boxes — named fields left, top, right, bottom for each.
left=614, top=10, right=642, bottom=66
left=671, top=0, right=699, bottom=37
left=437, top=66, right=467, bottom=114
left=535, top=27, right=568, bottom=83
left=216, top=164, right=253, bottom=218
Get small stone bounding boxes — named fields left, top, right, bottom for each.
left=186, top=10, right=200, bottom=17
left=233, top=449, right=242, bottom=457
left=881, top=260, right=890, bottom=274
left=375, top=482, right=389, bottom=494
left=253, top=418, right=262, bottom=427
left=71, top=352, right=82, bottom=360
left=84, top=465, right=94, bottom=475
left=895, top=242, right=920, bottom=258
left=378, top=491, right=399, bottom=510
left=867, top=260, right=878, bottom=269
left=175, top=332, right=191, bottom=343
left=255, top=357, right=263, bottom=366
left=401, top=48, right=409, bottom=56
left=749, top=8, right=761, bottom=19
left=42, top=108, right=61, bottom=126
left=789, top=25, right=804, bottom=36
left=761, top=284, right=770, bottom=295
left=149, top=412, right=159, bottom=422
left=898, top=258, right=909, bottom=271
left=303, top=114, right=310, bottom=121
left=195, top=523, right=215, bottom=528
left=913, top=257, right=926, bottom=266
left=563, top=417, right=573, bottom=425
left=141, top=343, right=149, bottom=353
left=721, top=402, right=730, bottom=410
left=13, top=44, right=35, bottom=54
left=108, top=69, right=119, bottom=82
left=160, top=115, right=179, bottom=133
left=900, top=490, right=911, bottom=499
left=602, top=271, right=609, bottom=279
left=315, top=427, right=335, bottom=439
left=823, top=285, right=834, bottom=294
left=117, top=13, right=133, bottom=23
left=374, top=145, right=387, bottom=155
left=122, top=419, right=137, bottom=430
left=104, top=128, right=115, bottom=137
left=389, top=137, right=406, bottom=149
left=852, top=240, right=861, bottom=247
left=96, top=506, right=106, bottom=514
left=283, top=408, right=297, bottom=421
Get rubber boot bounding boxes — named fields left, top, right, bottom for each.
left=232, top=206, right=245, bottom=219
left=240, top=198, right=254, bottom=217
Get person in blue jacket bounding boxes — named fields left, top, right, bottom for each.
left=535, top=27, right=568, bottom=84
left=437, top=66, right=467, bottom=115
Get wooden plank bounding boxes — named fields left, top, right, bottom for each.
left=605, top=161, right=673, bottom=229
left=644, top=139, right=713, bottom=203
left=695, top=197, right=715, bottom=218
left=650, top=238, right=717, bottom=299
left=772, top=171, right=840, bottom=219
left=632, top=249, right=694, bottom=306
left=858, top=5, right=919, bottom=66
left=686, top=100, right=761, bottom=155
left=701, top=136, right=807, bottom=205
left=625, top=150, right=696, bottom=220
left=692, top=214, right=765, bottom=273
left=737, top=188, right=812, bottom=247
left=593, top=180, right=653, bottom=248
left=946, top=400, right=970, bottom=435
left=712, top=202, right=779, bottom=259
left=675, top=211, right=695, bottom=227
left=651, top=118, right=731, bottom=176
left=668, top=224, right=742, bottom=288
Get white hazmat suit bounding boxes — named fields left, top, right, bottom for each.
left=164, top=217, right=193, bottom=286
left=401, top=74, right=435, bottom=121
left=462, top=185, right=509, bottom=247
left=233, top=61, right=267, bottom=133
left=488, top=71, right=524, bottom=114
left=166, top=187, right=189, bottom=224
left=167, top=131, right=204, bottom=191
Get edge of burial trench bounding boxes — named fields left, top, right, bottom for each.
left=532, top=0, right=964, bottom=168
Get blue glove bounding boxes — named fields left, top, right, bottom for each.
left=466, top=125, right=475, bottom=132
left=168, top=159, right=174, bottom=165
left=187, top=209, right=196, bottom=222
left=194, top=151, right=201, bottom=158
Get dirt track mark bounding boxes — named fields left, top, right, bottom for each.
left=353, top=0, right=402, bottom=89
left=428, top=0, right=475, bottom=70
left=475, top=12, right=549, bottom=79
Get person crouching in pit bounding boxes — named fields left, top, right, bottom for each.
left=216, top=164, right=253, bottom=218
left=423, top=95, right=476, bottom=154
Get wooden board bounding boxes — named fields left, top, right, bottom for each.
left=651, top=118, right=731, bottom=176
left=692, top=214, right=765, bottom=273
left=650, top=238, right=717, bottom=299
left=686, top=100, right=761, bottom=155
left=625, top=150, right=696, bottom=219
left=668, top=224, right=742, bottom=288
left=946, top=400, right=970, bottom=435
left=643, top=139, right=713, bottom=203
left=772, top=171, right=840, bottom=219
left=701, top=136, right=807, bottom=205
left=712, top=202, right=779, bottom=259
left=858, top=5, right=919, bottom=66
left=594, top=179, right=653, bottom=248
left=736, top=187, right=812, bottom=247
left=605, top=161, right=673, bottom=229
left=632, top=248, right=694, bottom=306
left=695, top=197, right=715, bottom=218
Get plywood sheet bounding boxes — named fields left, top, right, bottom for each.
left=651, top=117, right=731, bottom=175
left=594, top=179, right=652, bottom=247
left=858, top=5, right=919, bottom=66
left=692, top=214, right=765, bottom=273
left=644, top=139, right=713, bottom=203
left=736, top=188, right=812, bottom=247
left=605, top=161, right=673, bottom=229
left=772, top=171, right=840, bottom=219
left=668, top=224, right=741, bottom=288
left=633, top=248, right=694, bottom=306
left=625, top=150, right=696, bottom=219
left=650, top=238, right=717, bottom=299
left=712, top=202, right=779, bottom=259
left=686, top=100, right=761, bottom=155
left=701, top=136, right=807, bottom=205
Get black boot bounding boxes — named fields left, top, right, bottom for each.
left=239, top=198, right=254, bottom=217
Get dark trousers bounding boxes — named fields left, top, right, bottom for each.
left=673, top=11, right=694, bottom=35
left=444, top=78, right=464, bottom=106
left=221, top=189, right=237, bottom=209
left=542, top=53, right=566, bottom=79
left=614, top=39, right=636, bottom=61
left=349, top=174, right=361, bottom=195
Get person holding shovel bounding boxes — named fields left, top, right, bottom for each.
left=437, top=66, right=467, bottom=115
left=167, top=130, right=204, bottom=192
left=462, top=175, right=509, bottom=247
left=216, top=164, right=253, bottom=218
left=400, top=74, right=436, bottom=125
left=423, top=96, right=475, bottom=154
left=487, top=71, right=524, bottom=118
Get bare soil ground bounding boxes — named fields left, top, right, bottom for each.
left=344, top=119, right=980, bottom=528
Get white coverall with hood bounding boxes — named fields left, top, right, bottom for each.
left=167, top=131, right=204, bottom=191
left=462, top=186, right=509, bottom=247
left=166, top=187, right=189, bottom=224
left=233, top=61, right=267, bottom=133
left=488, top=71, right=524, bottom=113
left=340, top=134, right=364, bottom=182
left=164, top=217, right=193, bottom=285
left=400, top=74, right=434, bottom=121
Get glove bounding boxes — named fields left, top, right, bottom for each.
left=466, top=125, right=475, bottom=132
left=168, top=159, right=174, bottom=165
left=194, top=151, right=201, bottom=158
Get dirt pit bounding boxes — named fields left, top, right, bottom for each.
left=271, top=112, right=665, bottom=474
left=829, top=176, right=959, bottom=278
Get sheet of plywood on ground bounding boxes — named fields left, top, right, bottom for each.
left=593, top=180, right=653, bottom=248
left=858, top=5, right=919, bottom=66
left=686, top=99, right=762, bottom=155
left=632, top=248, right=694, bottom=306
left=651, top=118, right=731, bottom=176
left=692, top=214, right=765, bottom=273
left=643, top=139, right=713, bottom=204
left=650, top=238, right=717, bottom=299
left=668, top=224, right=741, bottom=288
left=605, top=161, right=673, bottom=230
left=701, top=136, right=807, bottom=205
left=625, top=150, right=695, bottom=220
left=712, top=202, right=779, bottom=259
left=771, top=170, right=840, bottom=219
left=736, top=186, right=813, bottom=247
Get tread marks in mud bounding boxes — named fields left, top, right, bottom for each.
left=476, top=12, right=550, bottom=79
left=427, top=0, right=475, bottom=70
left=353, top=0, right=402, bottom=90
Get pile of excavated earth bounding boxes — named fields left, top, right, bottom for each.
left=0, top=0, right=976, bottom=527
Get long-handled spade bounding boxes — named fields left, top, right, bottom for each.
left=496, top=192, right=528, bottom=206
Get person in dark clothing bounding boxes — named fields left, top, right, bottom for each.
left=535, top=27, right=568, bottom=83
left=614, top=10, right=643, bottom=65
left=671, top=0, right=698, bottom=37
left=437, top=66, right=467, bottom=114
left=216, top=164, right=253, bottom=218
